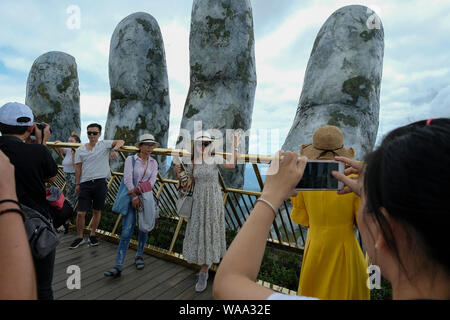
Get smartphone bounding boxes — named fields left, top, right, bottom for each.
left=296, top=160, right=344, bottom=190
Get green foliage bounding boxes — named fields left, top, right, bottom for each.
left=258, top=246, right=302, bottom=291
left=370, top=278, right=393, bottom=300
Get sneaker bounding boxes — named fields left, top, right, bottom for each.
left=88, top=235, right=99, bottom=247
left=69, top=237, right=85, bottom=249
left=195, top=271, right=208, bottom=292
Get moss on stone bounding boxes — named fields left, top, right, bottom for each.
left=232, top=112, right=245, bottom=129
left=342, top=76, right=372, bottom=105
left=185, top=104, right=199, bottom=118
left=360, top=30, right=377, bottom=42
left=114, top=115, right=147, bottom=145
left=327, top=111, right=358, bottom=127
left=37, top=84, right=62, bottom=114
left=236, top=56, right=250, bottom=85
left=206, top=16, right=228, bottom=40
left=111, top=89, right=126, bottom=100
left=136, top=18, right=153, bottom=33
left=57, top=65, right=77, bottom=94
left=222, top=2, right=236, bottom=19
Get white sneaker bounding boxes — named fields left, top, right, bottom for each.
left=195, top=271, right=208, bottom=292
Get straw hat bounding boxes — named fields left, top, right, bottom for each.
left=193, top=130, right=215, bottom=142
left=300, top=125, right=354, bottom=160
left=135, top=133, right=160, bottom=148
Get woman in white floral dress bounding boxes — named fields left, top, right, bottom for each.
left=175, top=131, right=239, bottom=292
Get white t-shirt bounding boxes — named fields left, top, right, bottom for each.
left=61, top=148, right=75, bottom=173
left=74, top=140, right=113, bottom=183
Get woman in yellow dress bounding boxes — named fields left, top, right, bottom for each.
left=290, top=125, right=369, bottom=300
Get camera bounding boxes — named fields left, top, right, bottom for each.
left=31, top=122, right=52, bottom=136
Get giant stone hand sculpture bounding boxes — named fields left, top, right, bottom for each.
left=282, top=5, right=384, bottom=159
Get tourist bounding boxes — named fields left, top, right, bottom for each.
left=104, top=133, right=159, bottom=277
left=0, top=102, right=58, bottom=300
left=54, top=132, right=81, bottom=206
left=69, top=123, right=124, bottom=249
left=290, top=125, right=369, bottom=299
left=213, top=118, right=450, bottom=300
left=174, top=130, right=239, bottom=292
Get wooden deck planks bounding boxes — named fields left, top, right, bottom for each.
left=52, top=232, right=213, bottom=300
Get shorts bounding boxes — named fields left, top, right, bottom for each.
left=77, top=178, right=108, bottom=212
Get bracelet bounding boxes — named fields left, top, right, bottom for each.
left=0, top=199, right=25, bottom=221
left=0, top=199, right=21, bottom=206
left=256, top=197, right=278, bottom=217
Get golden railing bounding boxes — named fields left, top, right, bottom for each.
left=47, top=142, right=308, bottom=295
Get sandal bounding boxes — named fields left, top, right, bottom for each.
left=135, top=256, right=145, bottom=270
left=104, top=267, right=121, bottom=277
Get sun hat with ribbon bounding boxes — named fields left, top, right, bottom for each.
left=135, top=133, right=160, bottom=148
left=193, top=130, right=215, bottom=142
left=300, top=125, right=354, bottom=160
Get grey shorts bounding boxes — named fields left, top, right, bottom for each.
left=77, top=178, right=108, bottom=212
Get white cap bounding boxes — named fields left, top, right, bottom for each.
left=0, top=102, right=34, bottom=126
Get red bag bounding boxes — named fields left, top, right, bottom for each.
left=136, top=181, right=152, bottom=195
left=134, top=159, right=152, bottom=195
left=46, top=186, right=65, bottom=210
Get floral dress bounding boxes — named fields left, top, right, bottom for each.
left=182, top=156, right=226, bottom=266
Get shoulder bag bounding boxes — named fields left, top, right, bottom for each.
left=175, top=163, right=194, bottom=221
left=22, top=204, right=60, bottom=259
left=112, top=156, right=136, bottom=215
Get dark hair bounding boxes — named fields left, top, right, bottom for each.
left=87, top=123, right=102, bottom=131
left=70, top=132, right=81, bottom=143
left=0, top=122, right=29, bottom=135
left=363, top=118, right=450, bottom=275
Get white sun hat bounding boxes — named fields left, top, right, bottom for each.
left=135, top=133, right=160, bottom=148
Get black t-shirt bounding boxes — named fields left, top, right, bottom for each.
left=0, top=136, right=58, bottom=217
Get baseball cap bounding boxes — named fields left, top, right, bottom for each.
left=0, top=102, right=34, bottom=126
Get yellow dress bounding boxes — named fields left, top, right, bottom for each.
left=290, top=190, right=370, bottom=300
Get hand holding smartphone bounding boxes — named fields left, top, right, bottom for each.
left=295, top=160, right=345, bottom=191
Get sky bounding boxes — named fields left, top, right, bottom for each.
left=0, top=0, right=449, bottom=155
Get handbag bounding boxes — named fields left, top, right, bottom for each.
left=137, top=191, right=159, bottom=233
left=112, top=156, right=136, bottom=215
left=134, top=159, right=152, bottom=195
left=46, top=186, right=65, bottom=210
left=176, top=163, right=194, bottom=220
left=22, top=204, right=60, bottom=259
left=136, top=180, right=152, bottom=194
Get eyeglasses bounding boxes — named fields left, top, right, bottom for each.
left=87, top=131, right=100, bottom=136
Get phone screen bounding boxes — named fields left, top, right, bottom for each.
left=296, top=161, right=341, bottom=190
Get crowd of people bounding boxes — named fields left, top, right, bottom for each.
left=0, top=101, right=449, bottom=301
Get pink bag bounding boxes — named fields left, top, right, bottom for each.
left=46, top=186, right=66, bottom=210
left=136, top=181, right=152, bottom=194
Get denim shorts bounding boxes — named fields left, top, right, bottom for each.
left=77, top=178, right=108, bottom=212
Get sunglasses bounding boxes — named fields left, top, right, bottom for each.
left=197, top=141, right=211, bottom=147
left=87, top=131, right=100, bottom=136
